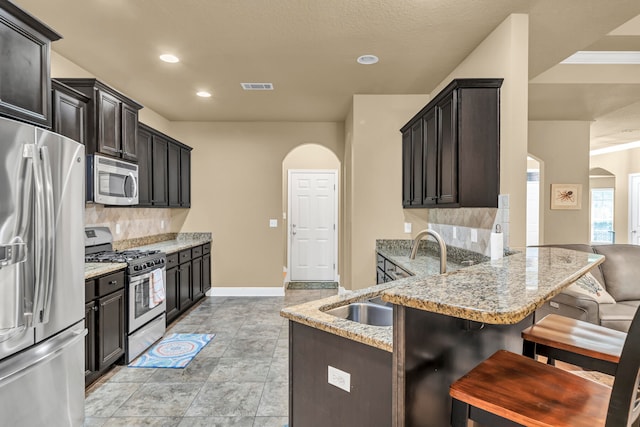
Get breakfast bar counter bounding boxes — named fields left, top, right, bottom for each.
left=282, top=246, right=604, bottom=427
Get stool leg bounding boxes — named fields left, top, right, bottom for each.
left=451, top=399, right=470, bottom=427
left=522, top=340, right=536, bottom=359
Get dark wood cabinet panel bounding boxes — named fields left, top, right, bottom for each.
left=423, top=109, right=438, bottom=206
left=55, top=78, right=142, bottom=161
left=410, top=120, right=423, bottom=206
left=51, top=80, right=88, bottom=144
left=97, top=90, right=121, bottom=157
left=136, top=126, right=153, bottom=206
left=168, top=142, right=180, bottom=207
left=165, top=266, right=180, bottom=324
left=180, top=148, right=191, bottom=207
left=97, top=288, right=125, bottom=371
left=84, top=301, right=97, bottom=385
left=179, top=261, right=193, bottom=310
left=121, top=103, right=138, bottom=161
left=152, top=135, right=168, bottom=206
left=192, top=256, right=203, bottom=301
left=290, top=322, right=392, bottom=426
left=402, top=130, right=412, bottom=207
left=437, top=93, right=457, bottom=205
left=400, top=78, right=502, bottom=208
left=202, top=253, right=211, bottom=293
left=0, top=3, right=60, bottom=127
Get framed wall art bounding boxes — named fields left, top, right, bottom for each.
left=551, top=183, right=582, bottom=210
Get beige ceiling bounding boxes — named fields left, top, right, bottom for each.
left=12, top=0, right=640, bottom=148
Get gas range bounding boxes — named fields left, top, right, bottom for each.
left=84, top=226, right=166, bottom=275
left=85, top=249, right=166, bottom=275
left=85, top=226, right=167, bottom=363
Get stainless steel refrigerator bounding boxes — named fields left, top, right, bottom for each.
left=0, top=116, right=85, bottom=426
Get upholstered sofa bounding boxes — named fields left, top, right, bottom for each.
left=535, top=244, right=640, bottom=332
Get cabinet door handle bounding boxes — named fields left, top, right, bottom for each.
left=93, top=306, right=98, bottom=312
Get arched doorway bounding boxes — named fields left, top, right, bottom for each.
left=282, top=144, right=341, bottom=286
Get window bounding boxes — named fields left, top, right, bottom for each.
left=591, top=188, right=614, bottom=243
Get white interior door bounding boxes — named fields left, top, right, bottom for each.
left=289, top=171, right=337, bottom=281
left=630, top=174, right=640, bottom=245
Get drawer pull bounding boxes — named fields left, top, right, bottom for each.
left=108, top=280, right=118, bottom=285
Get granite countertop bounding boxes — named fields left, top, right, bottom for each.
left=281, top=249, right=453, bottom=352
left=382, top=247, right=604, bottom=325
left=280, top=282, right=398, bottom=352
left=85, top=262, right=128, bottom=280
left=84, top=232, right=212, bottom=279
left=282, top=244, right=604, bottom=352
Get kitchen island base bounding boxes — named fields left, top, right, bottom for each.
left=393, top=306, right=533, bottom=427
left=290, top=322, right=392, bottom=427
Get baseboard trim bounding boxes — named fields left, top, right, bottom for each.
left=208, top=287, right=285, bottom=297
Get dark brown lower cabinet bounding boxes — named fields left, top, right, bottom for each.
left=192, top=256, right=204, bottom=301
left=85, top=270, right=125, bottom=386
left=165, top=243, right=212, bottom=326
left=165, top=264, right=180, bottom=324
left=290, top=322, right=392, bottom=427
left=202, top=253, right=211, bottom=293
left=179, top=259, right=193, bottom=310
left=97, top=289, right=126, bottom=371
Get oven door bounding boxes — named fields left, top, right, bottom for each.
left=128, top=268, right=166, bottom=333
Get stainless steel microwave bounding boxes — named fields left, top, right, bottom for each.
left=87, top=154, right=139, bottom=205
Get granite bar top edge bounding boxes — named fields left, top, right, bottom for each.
left=382, top=247, right=605, bottom=325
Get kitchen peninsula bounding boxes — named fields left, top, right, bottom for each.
left=281, top=247, right=604, bottom=427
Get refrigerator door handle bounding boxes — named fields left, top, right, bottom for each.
left=39, top=146, right=55, bottom=324
left=31, top=145, right=55, bottom=325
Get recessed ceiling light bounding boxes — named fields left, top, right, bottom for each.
left=561, top=51, right=640, bottom=64
left=357, top=54, right=379, bottom=65
left=159, top=54, right=180, bottom=63
left=196, top=91, right=212, bottom=98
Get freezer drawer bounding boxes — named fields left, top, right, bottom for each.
left=0, top=320, right=85, bottom=427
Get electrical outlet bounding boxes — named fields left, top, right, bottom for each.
left=452, top=227, right=457, bottom=239
left=404, top=222, right=412, bottom=233
left=269, top=219, right=278, bottom=228
left=328, top=366, right=350, bottom=392
left=160, top=220, right=165, bottom=229
left=115, top=223, right=121, bottom=234
left=470, top=228, right=478, bottom=242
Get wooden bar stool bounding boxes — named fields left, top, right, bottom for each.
left=449, top=307, right=640, bottom=427
left=521, top=314, right=625, bottom=375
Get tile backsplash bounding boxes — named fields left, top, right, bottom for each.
left=426, top=195, right=510, bottom=256
left=85, top=204, right=176, bottom=241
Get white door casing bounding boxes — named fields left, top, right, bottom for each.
left=630, top=174, right=640, bottom=245
left=288, top=170, right=337, bottom=281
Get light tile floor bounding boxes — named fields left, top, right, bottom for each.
left=84, top=289, right=336, bottom=427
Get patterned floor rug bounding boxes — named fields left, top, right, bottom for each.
left=129, top=333, right=215, bottom=368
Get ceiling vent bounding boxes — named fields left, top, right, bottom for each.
left=241, top=83, right=274, bottom=90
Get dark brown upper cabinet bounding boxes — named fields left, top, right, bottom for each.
left=138, top=122, right=192, bottom=208
left=0, top=1, right=61, bottom=127
left=55, top=78, right=142, bottom=161
left=136, top=124, right=153, bottom=206
left=400, top=78, right=502, bottom=209
left=51, top=79, right=89, bottom=144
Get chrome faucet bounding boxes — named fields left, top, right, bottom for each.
left=409, top=229, right=447, bottom=274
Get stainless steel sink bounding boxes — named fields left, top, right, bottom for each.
left=324, top=302, right=392, bottom=326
